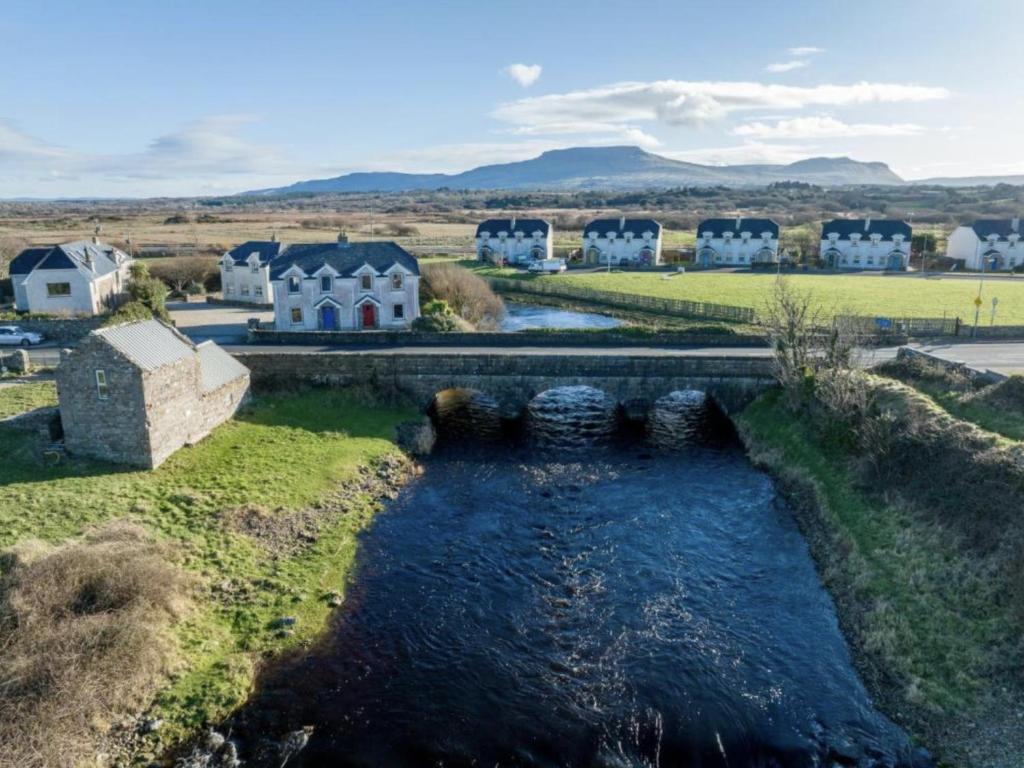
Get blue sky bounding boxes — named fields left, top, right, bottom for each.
left=0, top=0, right=1020, bottom=196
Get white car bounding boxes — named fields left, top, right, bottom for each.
left=0, top=326, right=44, bottom=347
left=527, top=258, right=567, bottom=274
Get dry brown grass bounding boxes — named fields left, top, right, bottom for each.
left=420, top=262, right=505, bottom=329
left=0, top=522, right=192, bottom=768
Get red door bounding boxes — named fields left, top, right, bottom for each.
left=361, top=303, right=377, bottom=329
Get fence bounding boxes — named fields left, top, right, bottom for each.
left=488, top=277, right=757, bottom=324
left=835, top=315, right=962, bottom=338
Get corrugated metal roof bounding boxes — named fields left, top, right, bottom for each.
left=196, top=341, right=249, bottom=393
left=94, top=320, right=195, bottom=371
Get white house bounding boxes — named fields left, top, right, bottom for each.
left=269, top=236, right=420, bottom=331
left=476, top=218, right=552, bottom=265
left=820, top=219, right=911, bottom=271
left=946, top=219, right=1023, bottom=271
left=9, top=238, right=133, bottom=315
left=582, top=218, right=663, bottom=266
left=695, top=218, right=780, bottom=267
left=219, top=240, right=283, bottom=303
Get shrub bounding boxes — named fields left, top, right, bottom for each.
left=149, top=257, right=216, bottom=297
left=125, top=262, right=170, bottom=322
left=420, top=263, right=504, bottom=330
left=0, top=522, right=191, bottom=768
left=413, top=299, right=469, bottom=332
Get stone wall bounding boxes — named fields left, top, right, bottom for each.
left=6, top=316, right=107, bottom=343
left=234, top=350, right=776, bottom=416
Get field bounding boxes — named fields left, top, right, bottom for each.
left=470, top=263, right=1024, bottom=324
left=0, top=385, right=415, bottom=755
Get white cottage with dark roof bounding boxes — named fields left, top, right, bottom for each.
left=269, top=235, right=420, bottom=331
left=475, top=218, right=553, bottom=265
left=696, top=218, right=780, bottom=267
left=219, top=239, right=283, bottom=304
left=583, top=218, right=663, bottom=266
left=9, top=238, right=133, bottom=315
left=55, top=319, right=250, bottom=468
left=820, top=218, right=911, bottom=271
left=946, top=219, right=1023, bottom=271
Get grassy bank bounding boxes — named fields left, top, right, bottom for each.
left=738, top=386, right=1024, bottom=766
left=0, top=386, right=416, bottom=763
left=0, top=380, right=57, bottom=418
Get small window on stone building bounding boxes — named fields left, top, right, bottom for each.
left=391, top=272, right=403, bottom=290
left=290, top=307, right=303, bottom=325
left=393, top=303, right=405, bottom=320
left=95, top=370, right=109, bottom=400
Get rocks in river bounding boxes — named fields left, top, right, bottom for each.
left=395, top=417, right=437, bottom=455
left=174, top=730, right=240, bottom=768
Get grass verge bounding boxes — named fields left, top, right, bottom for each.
left=0, top=380, right=57, bottom=419
left=0, top=388, right=416, bottom=763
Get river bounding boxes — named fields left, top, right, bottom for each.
left=500, top=303, right=622, bottom=331
left=224, top=390, right=920, bottom=767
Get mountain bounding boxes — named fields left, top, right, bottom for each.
left=241, top=146, right=905, bottom=195
left=912, top=174, right=1024, bottom=187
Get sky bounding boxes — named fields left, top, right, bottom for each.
left=0, top=0, right=1021, bottom=197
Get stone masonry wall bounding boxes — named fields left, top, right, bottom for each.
left=8, top=316, right=106, bottom=343
left=141, top=356, right=207, bottom=468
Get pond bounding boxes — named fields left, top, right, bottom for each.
left=500, top=303, right=622, bottom=332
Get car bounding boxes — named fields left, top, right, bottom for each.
left=0, top=326, right=44, bottom=347
left=527, top=258, right=567, bottom=274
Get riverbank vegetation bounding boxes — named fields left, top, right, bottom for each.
left=738, top=281, right=1024, bottom=767
left=420, top=262, right=505, bottom=329
left=0, top=387, right=416, bottom=765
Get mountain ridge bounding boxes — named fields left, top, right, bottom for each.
left=241, top=145, right=906, bottom=195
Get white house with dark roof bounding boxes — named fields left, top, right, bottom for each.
left=696, top=218, right=780, bottom=267
left=269, top=235, right=420, bottom=331
left=820, top=218, right=911, bottom=271
left=475, top=218, right=553, bottom=265
left=219, top=239, right=283, bottom=304
left=9, top=238, right=133, bottom=315
left=582, top=218, right=663, bottom=266
left=946, top=219, right=1023, bottom=271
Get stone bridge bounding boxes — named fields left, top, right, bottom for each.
left=233, top=348, right=778, bottom=417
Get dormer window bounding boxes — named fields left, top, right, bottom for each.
left=287, top=276, right=301, bottom=294
left=225, top=262, right=233, bottom=272
left=741, top=232, right=750, bottom=242
left=320, top=275, right=332, bottom=293
left=361, top=273, right=373, bottom=291
left=829, top=233, right=838, bottom=243
left=391, top=272, right=404, bottom=290
left=724, top=232, right=733, bottom=241
left=251, top=262, right=260, bottom=273
left=515, top=232, right=523, bottom=241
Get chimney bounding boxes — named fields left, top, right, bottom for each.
left=337, top=232, right=348, bottom=248
left=864, top=217, right=872, bottom=231
left=271, top=230, right=278, bottom=243
left=83, top=247, right=94, bottom=271
left=91, top=235, right=99, bottom=245
left=1013, top=217, right=1020, bottom=234
left=619, top=215, right=626, bottom=230
left=510, top=216, right=517, bottom=231
left=735, top=216, right=741, bottom=230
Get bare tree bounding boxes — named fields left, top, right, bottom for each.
left=148, top=257, right=215, bottom=296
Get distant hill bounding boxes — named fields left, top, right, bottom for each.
left=912, top=174, right=1024, bottom=187
left=242, top=146, right=905, bottom=195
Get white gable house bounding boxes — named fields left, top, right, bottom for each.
left=820, top=219, right=911, bottom=271
left=946, top=219, right=1023, bottom=271
left=9, top=239, right=133, bottom=315
left=582, top=218, right=663, bottom=266
left=696, top=218, right=780, bottom=266
left=269, top=236, right=420, bottom=331
left=476, top=218, right=553, bottom=265
left=219, top=240, right=283, bottom=304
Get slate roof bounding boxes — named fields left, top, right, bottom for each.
left=197, top=341, right=249, bottom=393
left=698, top=218, right=779, bottom=238
left=9, top=240, right=127, bottom=277
left=269, top=241, right=420, bottom=280
left=584, top=218, right=662, bottom=237
left=94, top=320, right=194, bottom=371
left=971, top=219, right=1022, bottom=241
left=821, top=219, right=911, bottom=241
left=475, top=218, right=551, bottom=237
left=225, top=240, right=284, bottom=265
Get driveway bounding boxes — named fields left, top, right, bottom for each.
left=168, top=301, right=273, bottom=344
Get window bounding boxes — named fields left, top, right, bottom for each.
left=287, top=276, right=301, bottom=294
left=290, top=307, right=303, bottom=325
left=255, top=286, right=263, bottom=296
left=321, top=275, right=333, bottom=293
left=225, top=284, right=234, bottom=295
left=391, top=272, right=403, bottom=290
left=47, top=282, right=71, bottom=297
left=95, top=370, right=108, bottom=400
left=251, top=263, right=259, bottom=274
left=225, top=263, right=233, bottom=272
left=241, top=285, right=249, bottom=296
left=360, top=274, right=373, bottom=291
left=393, top=303, right=405, bottom=320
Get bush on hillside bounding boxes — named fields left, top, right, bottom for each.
left=420, top=263, right=504, bottom=330
left=413, top=299, right=471, bottom=332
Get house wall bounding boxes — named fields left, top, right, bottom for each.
left=945, top=226, right=977, bottom=264
left=696, top=234, right=778, bottom=266
left=819, top=236, right=909, bottom=270
left=272, top=271, right=420, bottom=331
left=56, top=341, right=151, bottom=466
left=20, top=268, right=97, bottom=314
left=476, top=233, right=553, bottom=264
left=220, top=261, right=274, bottom=303
left=954, top=231, right=1024, bottom=271
left=582, top=233, right=663, bottom=266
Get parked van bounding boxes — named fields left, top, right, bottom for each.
left=527, top=258, right=567, bottom=274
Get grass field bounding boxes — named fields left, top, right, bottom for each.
left=0, top=385, right=415, bottom=754
left=471, top=263, right=1024, bottom=323
left=0, top=380, right=57, bottom=418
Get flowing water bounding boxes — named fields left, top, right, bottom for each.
left=226, top=388, right=920, bottom=767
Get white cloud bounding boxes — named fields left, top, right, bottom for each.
left=662, top=141, right=817, bottom=167
left=766, top=60, right=807, bottom=73
left=733, top=116, right=926, bottom=139
left=493, top=79, right=950, bottom=140
left=504, top=63, right=542, bottom=87
left=788, top=46, right=825, bottom=56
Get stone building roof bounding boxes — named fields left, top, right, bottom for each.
left=584, top=218, right=662, bottom=237
left=94, top=320, right=195, bottom=371
left=475, top=218, right=551, bottom=237
left=197, top=341, right=249, bottom=392
left=821, top=219, right=911, bottom=241
left=698, top=218, right=779, bottom=238
left=269, top=241, right=420, bottom=280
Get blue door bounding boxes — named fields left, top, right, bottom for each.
left=321, top=305, right=336, bottom=330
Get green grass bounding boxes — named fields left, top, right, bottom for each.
left=0, top=388, right=416, bottom=750
left=900, top=381, right=1024, bottom=441
left=467, top=261, right=1024, bottom=324
left=738, top=391, right=1016, bottom=719
left=0, top=381, right=57, bottom=419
